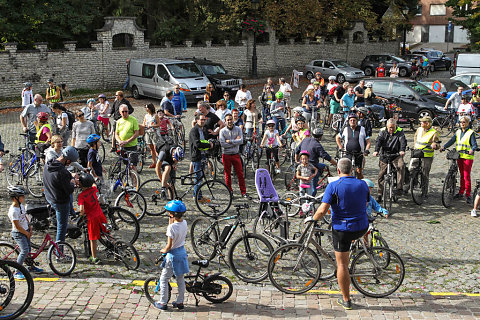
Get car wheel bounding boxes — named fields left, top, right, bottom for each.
left=336, top=74, right=346, bottom=84
left=399, top=68, right=408, bottom=77
left=418, top=109, right=433, bottom=121
left=445, top=62, right=451, bottom=71
left=306, top=72, right=314, bottom=80
left=132, top=86, right=141, bottom=99
left=430, top=64, right=435, bottom=72
left=364, top=67, right=373, bottom=76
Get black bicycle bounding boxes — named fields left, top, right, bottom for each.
left=190, top=203, right=273, bottom=283
left=441, top=149, right=469, bottom=208
left=409, top=148, right=429, bottom=205
left=380, top=153, right=400, bottom=212
left=144, top=256, right=233, bottom=307
left=0, top=259, right=34, bottom=320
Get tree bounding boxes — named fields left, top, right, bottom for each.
left=446, top=0, right=480, bottom=47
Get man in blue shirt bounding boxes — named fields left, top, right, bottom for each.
left=340, top=86, right=355, bottom=118
left=172, top=85, right=187, bottom=115
left=310, top=158, right=369, bottom=310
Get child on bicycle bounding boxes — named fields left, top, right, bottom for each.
left=363, top=178, right=389, bottom=218
left=157, top=109, right=175, bottom=143
left=155, top=200, right=189, bottom=311
left=296, top=150, right=318, bottom=197
left=260, top=119, right=283, bottom=174
left=78, top=173, right=107, bottom=265
left=7, top=186, right=44, bottom=279
left=86, top=134, right=104, bottom=184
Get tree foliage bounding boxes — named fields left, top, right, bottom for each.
left=446, top=0, right=480, bottom=47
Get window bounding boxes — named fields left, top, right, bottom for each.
left=405, top=81, right=432, bottom=96
left=392, top=84, right=414, bottom=97
left=166, top=63, right=203, bottom=79
left=352, top=31, right=364, bottom=43
left=200, top=64, right=226, bottom=75
left=313, top=61, right=323, bottom=67
left=455, top=75, right=471, bottom=84
left=383, top=55, right=393, bottom=63
left=112, top=33, right=134, bottom=48
left=157, top=65, right=169, bottom=80
left=142, top=64, right=155, bottom=78
left=368, top=55, right=379, bottom=62
left=324, top=61, right=335, bottom=69
left=416, top=5, right=422, bottom=16
left=472, top=76, right=480, bottom=85
left=430, top=4, right=446, bottom=16
left=332, top=61, right=351, bottom=68
left=372, top=81, right=390, bottom=95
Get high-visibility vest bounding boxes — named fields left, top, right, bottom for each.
left=47, top=86, right=61, bottom=103
left=293, top=129, right=309, bottom=143
left=414, top=127, right=437, bottom=157
left=35, top=123, right=52, bottom=143
left=455, top=129, right=474, bottom=160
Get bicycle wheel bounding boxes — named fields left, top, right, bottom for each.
left=369, top=234, right=391, bottom=267
left=410, top=168, right=425, bottom=205
left=114, top=241, right=140, bottom=270
left=137, top=152, right=145, bottom=174
left=383, top=175, right=393, bottom=213
left=279, top=146, right=288, bottom=166
left=47, top=241, right=77, bottom=276
left=5, top=155, right=22, bottom=187
left=144, top=276, right=171, bottom=305
left=138, top=179, right=171, bottom=216
left=312, top=232, right=336, bottom=281
left=98, top=143, right=106, bottom=164
left=252, top=213, right=281, bottom=252
left=176, top=128, right=186, bottom=150
left=442, top=171, right=456, bottom=208
left=350, top=246, right=405, bottom=298
left=25, top=164, right=44, bottom=198
left=251, top=147, right=261, bottom=171
left=205, top=158, right=217, bottom=180
left=228, top=233, right=273, bottom=283
left=196, top=180, right=232, bottom=217
left=107, top=207, right=140, bottom=244
left=281, top=192, right=301, bottom=217
left=114, top=190, right=147, bottom=221
left=284, top=164, right=298, bottom=191
left=123, top=169, right=140, bottom=191
left=190, top=217, right=218, bottom=260
left=0, top=260, right=35, bottom=320
left=202, top=275, right=233, bottom=303
left=100, top=121, right=111, bottom=142
left=268, top=243, right=321, bottom=294
left=0, top=242, right=19, bottom=261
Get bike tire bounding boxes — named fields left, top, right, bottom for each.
left=312, top=233, right=336, bottom=281
left=47, top=241, right=77, bottom=276
left=410, top=169, right=425, bottom=205
left=195, top=180, right=232, bottom=217
left=268, top=243, right=321, bottom=294
left=202, top=275, right=233, bottom=303
left=190, top=217, right=218, bottom=261
left=138, top=179, right=172, bottom=217
left=107, top=207, right=140, bottom=244
left=283, top=164, right=298, bottom=191
left=5, top=154, right=22, bottom=187
left=114, top=241, right=140, bottom=270
left=0, top=242, right=20, bottom=261
left=114, top=190, right=147, bottom=221
left=281, top=192, right=302, bottom=217
left=24, top=164, right=44, bottom=198
left=98, top=143, right=106, bottom=164
left=252, top=211, right=285, bottom=253
left=441, top=171, right=457, bottom=208
left=369, top=234, right=391, bottom=267
left=137, top=153, right=144, bottom=174
left=144, top=276, right=171, bottom=305
left=0, top=260, right=35, bottom=320
left=350, top=246, right=405, bottom=298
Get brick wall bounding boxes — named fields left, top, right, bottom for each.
left=0, top=17, right=399, bottom=98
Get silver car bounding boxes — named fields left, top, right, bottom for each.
left=304, top=59, right=365, bottom=84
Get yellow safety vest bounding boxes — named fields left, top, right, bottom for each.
left=415, top=127, right=437, bottom=157
left=47, top=86, right=61, bottom=103
left=35, top=123, right=52, bottom=143
left=293, top=129, right=309, bottom=144
left=455, top=129, right=474, bottom=160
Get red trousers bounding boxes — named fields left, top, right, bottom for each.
left=457, top=158, right=474, bottom=197
left=222, top=154, right=246, bottom=195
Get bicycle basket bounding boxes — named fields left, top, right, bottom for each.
left=446, top=149, right=460, bottom=160
left=411, top=149, right=425, bottom=158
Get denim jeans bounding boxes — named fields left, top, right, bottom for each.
left=12, top=231, right=30, bottom=265
left=192, top=159, right=205, bottom=198
left=48, top=201, right=71, bottom=242
left=159, top=259, right=185, bottom=305
left=369, top=104, right=385, bottom=119
left=272, top=117, right=286, bottom=133
left=312, top=162, right=327, bottom=197
left=262, top=107, right=270, bottom=133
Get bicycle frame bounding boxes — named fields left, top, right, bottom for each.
left=11, top=149, right=38, bottom=179
left=112, top=151, right=136, bottom=192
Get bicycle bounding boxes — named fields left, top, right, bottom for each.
left=0, top=259, right=35, bottom=320
left=267, top=218, right=405, bottom=297
left=190, top=203, right=273, bottom=283
left=432, top=110, right=457, bottom=138
left=95, top=117, right=112, bottom=142
left=409, top=148, right=430, bottom=205
left=168, top=116, right=186, bottom=150
left=440, top=149, right=468, bottom=208
left=144, top=255, right=233, bottom=307
left=242, top=128, right=262, bottom=179
left=329, top=112, right=345, bottom=138
left=340, top=150, right=364, bottom=179
left=136, top=135, right=146, bottom=174
left=77, top=217, right=140, bottom=270
left=380, top=153, right=400, bottom=213
left=0, top=232, right=77, bottom=277
left=138, top=157, right=232, bottom=218
left=262, top=146, right=280, bottom=181
left=284, top=163, right=332, bottom=193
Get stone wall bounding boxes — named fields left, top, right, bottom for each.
left=0, top=17, right=399, bottom=98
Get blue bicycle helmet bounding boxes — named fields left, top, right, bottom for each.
left=87, top=134, right=101, bottom=144
left=363, top=178, right=374, bottom=188
left=171, top=146, right=184, bottom=161
left=62, top=146, right=79, bottom=162
left=87, top=98, right=96, bottom=105
left=165, top=200, right=186, bottom=213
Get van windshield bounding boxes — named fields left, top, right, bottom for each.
left=166, top=63, right=204, bottom=78
left=200, top=64, right=226, bottom=75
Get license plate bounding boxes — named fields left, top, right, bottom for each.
left=195, top=95, right=203, bottom=99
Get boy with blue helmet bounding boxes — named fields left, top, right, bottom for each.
left=363, top=178, right=389, bottom=218
left=86, top=134, right=104, bottom=181
left=155, top=200, right=189, bottom=311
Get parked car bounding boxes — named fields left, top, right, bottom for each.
left=402, top=53, right=427, bottom=65
left=453, top=53, right=480, bottom=75
left=128, top=58, right=209, bottom=103
left=411, top=49, right=452, bottom=72
left=451, top=73, right=480, bottom=87
left=367, top=78, right=449, bottom=120
left=180, top=57, right=242, bottom=99
left=361, top=54, right=412, bottom=77
left=419, top=78, right=472, bottom=99
left=304, top=59, right=364, bottom=84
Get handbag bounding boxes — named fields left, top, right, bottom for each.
left=411, top=149, right=425, bottom=158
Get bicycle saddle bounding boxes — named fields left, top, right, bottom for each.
left=192, top=260, right=209, bottom=268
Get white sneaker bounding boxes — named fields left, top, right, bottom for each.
left=471, top=209, right=477, bottom=217
left=275, top=168, right=281, bottom=174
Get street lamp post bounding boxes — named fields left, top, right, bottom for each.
left=251, top=0, right=260, bottom=78
left=402, top=6, right=409, bottom=55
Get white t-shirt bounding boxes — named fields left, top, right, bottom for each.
left=457, top=103, right=475, bottom=118
left=264, top=129, right=280, bottom=147
left=244, top=109, right=258, bottom=129
left=326, top=83, right=337, bottom=92
left=166, top=220, right=187, bottom=250
left=215, top=108, right=231, bottom=121
left=97, top=101, right=111, bottom=118
left=57, top=112, right=69, bottom=130
left=235, top=90, right=252, bottom=107
left=22, top=89, right=34, bottom=107
left=8, top=204, right=28, bottom=232
left=279, top=83, right=292, bottom=97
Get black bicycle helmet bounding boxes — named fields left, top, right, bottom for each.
left=295, top=116, right=306, bottom=124
left=8, top=185, right=26, bottom=198
left=78, top=173, right=95, bottom=188
left=312, top=128, right=324, bottom=138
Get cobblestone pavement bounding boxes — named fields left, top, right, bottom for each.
left=0, top=76, right=479, bottom=318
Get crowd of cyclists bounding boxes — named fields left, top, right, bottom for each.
left=1, top=71, right=479, bottom=311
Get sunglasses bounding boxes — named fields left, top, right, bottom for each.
left=267, top=124, right=275, bottom=127
left=121, top=111, right=129, bottom=113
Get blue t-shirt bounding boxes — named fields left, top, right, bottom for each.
left=341, top=93, right=355, bottom=110
left=171, top=93, right=183, bottom=115
left=322, top=176, right=369, bottom=232
left=87, top=148, right=103, bottom=177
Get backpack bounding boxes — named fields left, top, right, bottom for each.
left=328, top=85, right=338, bottom=97
left=65, top=110, right=75, bottom=130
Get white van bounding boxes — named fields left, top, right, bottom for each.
left=455, top=53, right=480, bottom=75
left=128, top=58, right=210, bottom=103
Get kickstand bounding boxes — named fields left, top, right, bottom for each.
left=217, top=252, right=229, bottom=271
left=193, top=293, right=200, bottom=306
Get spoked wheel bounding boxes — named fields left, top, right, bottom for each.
left=202, top=275, right=233, bottom=303
left=138, top=179, right=172, bottom=217
left=25, top=163, right=44, bottom=198
left=195, top=180, right=232, bottom=217
left=47, top=241, right=77, bottom=276
left=100, top=121, right=112, bottom=142
left=369, top=233, right=391, bottom=267
left=190, top=217, right=218, bottom=261
left=98, top=143, right=106, bottom=164
left=383, top=175, right=393, bottom=213
left=144, top=276, right=171, bottom=305
left=313, top=233, right=336, bottom=281
left=0, top=242, right=20, bottom=261
left=107, top=207, right=140, bottom=244
left=410, top=169, right=426, bottom=205
left=251, top=148, right=261, bottom=171
left=281, top=192, right=302, bottom=217
left=114, top=241, right=140, bottom=270
left=268, top=243, right=321, bottom=294
left=0, top=260, right=35, bottom=320
left=350, top=247, right=405, bottom=298
left=284, top=164, right=299, bottom=191
left=114, top=190, right=147, bottom=221
left=442, top=172, right=457, bottom=208
left=5, top=154, right=22, bottom=187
